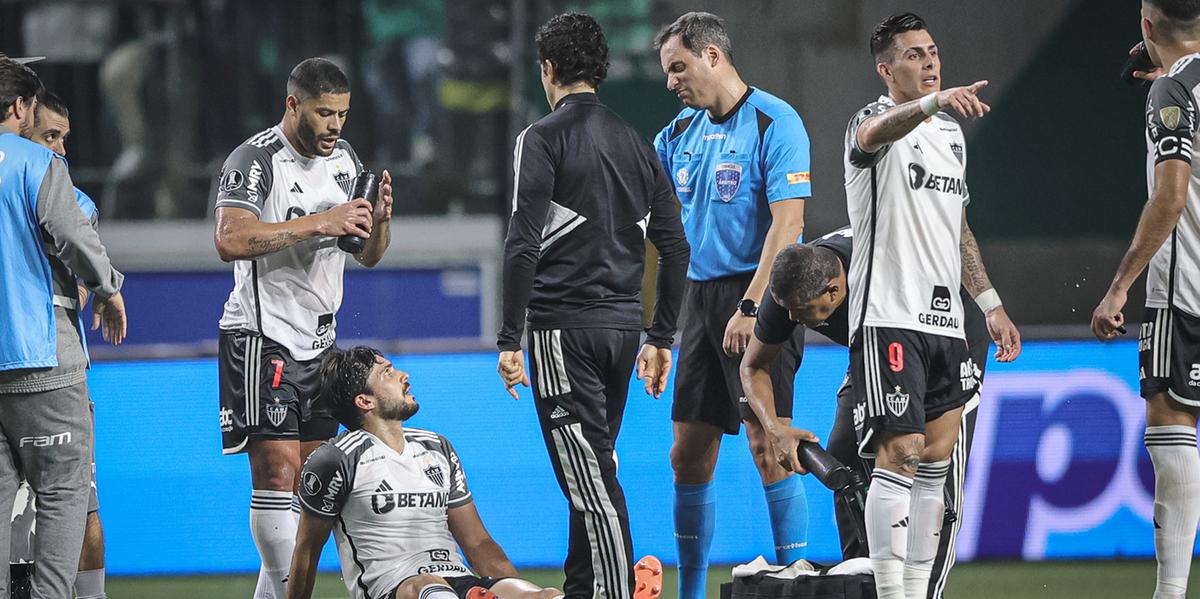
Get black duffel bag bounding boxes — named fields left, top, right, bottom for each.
left=720, top=572, right=877, bottom=599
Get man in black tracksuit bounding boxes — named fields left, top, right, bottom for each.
left=496, top=13, right=689, bottom=599
left=741, top=227, right=1000, bottom=599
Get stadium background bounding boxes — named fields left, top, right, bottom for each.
left=0, top=0, right=1182, bottom=597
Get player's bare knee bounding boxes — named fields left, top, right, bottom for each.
left=1146, top=392, right=1200, bottom=427
left=396, top=574, right=449, bottom=598
left=878, top=433, right=923, bottom=478
left=670, top=442, right=715, bottom=483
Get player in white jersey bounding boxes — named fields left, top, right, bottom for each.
left=843, top=13, right=1020, bottom=599
left=1092, top=2, right=1200, bottom=597
left=290, top=347, right=567, bottom=599
left=212, top=58, right=394, bottom=599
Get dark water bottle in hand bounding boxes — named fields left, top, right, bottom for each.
left=337, top=170, right=378, bottom=254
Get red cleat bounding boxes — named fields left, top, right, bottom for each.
left=466, top=586, right=498, bottom=599
left=634, top=555, right=663, bottom=599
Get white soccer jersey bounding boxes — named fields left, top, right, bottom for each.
left=299, top=428, right=475, bottom=599
left=843, top=96, right=970, bottom=341
left=1144, top=54, right=1200, bottom=317
left=214, top=127, right=362, bottom=360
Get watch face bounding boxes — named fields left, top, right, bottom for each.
left=739, top=299, right=758, bottom=316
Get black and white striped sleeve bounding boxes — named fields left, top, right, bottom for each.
left=213, top=144, right=274, bottom=216
left=498, top=125, right=556, bottom=351
left=846, top=101, right=892, bottom=169
left=1147, top=76, right=1198, bottom=164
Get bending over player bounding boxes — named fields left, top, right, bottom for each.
left=289, top=347, right=566, bottom=599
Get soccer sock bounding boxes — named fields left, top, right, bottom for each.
left=250, top=489, right=297, bottom=599
left=905, top=460, right=950, bottom=599
left=764, top=475, right=809, bottom=563
left=74, top=568, right=106, bottom=599
left=291, top=494, right=301, bottom=524
left=674, top=482, right=715, bottom=599
left=418, top=583, right=458, bottom=599
left=866, top=468, right=913, bottom=599
left=1145, top=425, right=1200, bottom=599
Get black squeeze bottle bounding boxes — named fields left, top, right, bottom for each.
left=337, top=169, right=378, bottom=254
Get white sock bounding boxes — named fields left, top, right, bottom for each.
left=1145, top=425, right=1200, bottom=599
left=418, top=583, right=459, bottom=598
left=74, top=568, right=106, bottom=599
left=867, top=468, right=913, bottom=599
left=251, top=489, right=297, bottom=599
left=291, top=494, right=301, bottom=525
left=905, top=460, right=950, bottom=598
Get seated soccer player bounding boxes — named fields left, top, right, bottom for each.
left=288, top=346, right=565, bottom=599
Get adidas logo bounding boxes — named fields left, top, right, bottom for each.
left=550, top=406, right=570, bottom=419
left=290, top=182, right=304, bottom=193
left=892, top=517, right=909, bottom=529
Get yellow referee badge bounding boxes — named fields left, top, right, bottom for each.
left=786, top=171, right=811, bottom=185
left=1161, top=106, right=1182, bottom=130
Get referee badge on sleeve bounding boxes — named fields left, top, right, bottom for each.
left=1161, top=106, right=1182, bottom=130
left=715, top=163, right=743, bottom=202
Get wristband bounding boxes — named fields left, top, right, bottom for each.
left=975, top=288, right=1002, bottom=314
left=919, top=93, right=941, bottom=117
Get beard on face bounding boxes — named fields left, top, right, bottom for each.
left=378, top=396, right=419, bottom=422
left=297, top=114, right=335, bottom=157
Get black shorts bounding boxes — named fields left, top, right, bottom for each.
left=850, top=326, right=975, bottom=457
left=218, top=331, right=338, bottom=454
left=673, top=274, right=804, bottom=435
left=389, top=575, right=505, bottom=598
left=1139, top=306, right=1200, bottom=406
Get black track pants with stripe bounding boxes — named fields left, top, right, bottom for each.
left=828, top=375, right=981, bottom=599
left=529, top=328, right=640, bottom=599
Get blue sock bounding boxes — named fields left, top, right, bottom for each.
left=765, top=475, right=809, bottom=564
left=675, top=482, right=714, bottom=599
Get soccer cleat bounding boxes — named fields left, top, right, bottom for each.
left=466, top=587, right=498, bottom=599
left=634, top=555, right=663, bottom=599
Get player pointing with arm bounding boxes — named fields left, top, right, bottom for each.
left=1092, top=2, right=1200, bottom=597
left=212, top=57, right=393, bottom=599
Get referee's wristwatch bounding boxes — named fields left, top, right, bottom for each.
left=737, top=298, right=759, bottom=317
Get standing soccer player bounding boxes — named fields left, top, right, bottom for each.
left=212, top=57, right=393, bottom=599
left=652, top=12, right=812, bottom=598
left=1092, top=2, right=1200, bottom=597
left=843, top=13, right=1018, bottom=599
left=743, top=227, right=1018, bottom=599
left=8, top=90, right=110, bottom=599
left=497, top=13, right=689, bottom=599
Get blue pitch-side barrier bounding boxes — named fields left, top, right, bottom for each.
left=87, top=340, right=1167, bottom=575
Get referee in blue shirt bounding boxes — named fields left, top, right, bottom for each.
left=653, top=12, right=812, bottom=599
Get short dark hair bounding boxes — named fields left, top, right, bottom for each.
left=535, top=12, right=609, bottom=87
left=870, top=12, right=928, bottom=61
left=769, top=244, right=842, bottom=305
left=36, top=90, right=68, bottom=119
left=0, top=57, right=43, bottom=120
left=286, top=57, right=351, bottom=101
left=654, top=12, right=734, bottom=66
left=320, top=346, right=383, bottom=431
left=1145, top=0, right=1200, bottom=41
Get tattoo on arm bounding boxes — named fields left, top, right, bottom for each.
left=860, top=100, right=927, bottom=152
left=960, top=218, right=993, bottom=297
left=246, top=231, right=300, bottom=255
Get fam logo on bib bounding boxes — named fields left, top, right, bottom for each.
left=715, top=162, right=743, bottom=202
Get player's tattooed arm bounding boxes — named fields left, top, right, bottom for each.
left=959, top=211, right=993, bottom=298
left=856, top=100, right=929, bottom=154
left=246, top=230, right=301, bottom=254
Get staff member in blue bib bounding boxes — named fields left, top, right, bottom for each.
left=652, top=12, right=812, bottom=599
left=0, top=56, right=126, bottom=599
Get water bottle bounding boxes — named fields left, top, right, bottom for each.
left=337, top=169, right=378, bottom=254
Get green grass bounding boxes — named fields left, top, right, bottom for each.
left=107, top=560, right=1162, bottom=598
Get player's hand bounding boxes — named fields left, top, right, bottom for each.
left=985, top=305, right=1022, bottom=362
left=497, top=350, right=529, bottom=400
left=91, top=291, right=127, bottom=345
left=317, top=199, right=373, bottom=238
left=769, top=426, right=820, bottom=474
left=373, top=170, right=394, bottom=223
left=1131, top=42, right=1164, bottom=81
left=636, top=344, right=672, bottom=398
left=723, top=312, right=755, bottom=356
left=937, top=80, right=991, bottom=120
left=1091, top=289, right=1128, bottom=342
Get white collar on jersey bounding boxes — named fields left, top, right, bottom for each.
left=273, top=125, right=319, bottom=165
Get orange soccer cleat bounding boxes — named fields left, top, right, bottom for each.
left=633, top=555, right=663, bottom=599
left=465, top=586, right=498, bottom=599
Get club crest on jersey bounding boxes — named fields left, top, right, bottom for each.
left=266, top=398, right=288, bottom=427
left=675, top=166, right=690, bottom=186
left=950, top=141, right=964, bottom=165
left=715, top=162, right=743, bottom=202
left=886, top=386, right=910, bottom=418
left=424, top=464, right=445, bottom=487
left=1161, top=106, right=1182, bottom=130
